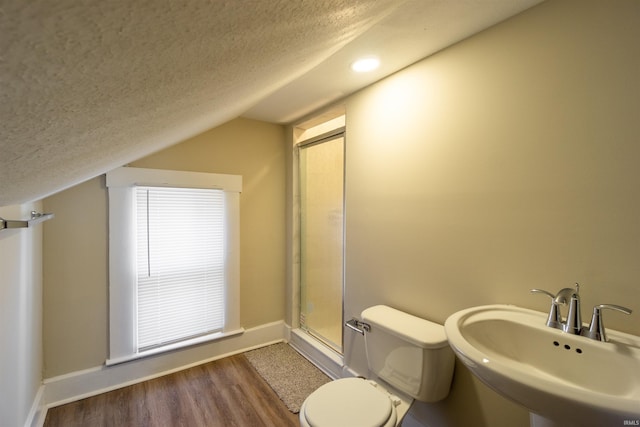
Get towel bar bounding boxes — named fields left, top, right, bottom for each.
left=0, top=211, right=54, bottom=231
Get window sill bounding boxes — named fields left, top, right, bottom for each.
left=105, top=328, right=245, bottom=367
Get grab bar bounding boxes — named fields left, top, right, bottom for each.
left=345, top=318, right=370, bottom=335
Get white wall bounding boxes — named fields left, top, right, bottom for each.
left=0, top=203, right=44, bottom=427
left=341, top=1, right=640, bottom=425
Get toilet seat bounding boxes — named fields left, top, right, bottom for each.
left=300, top=378, right=398, bottom=427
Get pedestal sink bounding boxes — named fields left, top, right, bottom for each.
left=444, top=304, right=640, bottom=427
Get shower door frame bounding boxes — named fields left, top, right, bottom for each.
left=297, top=127, right=346, bottom=354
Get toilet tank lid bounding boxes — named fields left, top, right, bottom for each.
left=361, top=305, right=449, bottom=349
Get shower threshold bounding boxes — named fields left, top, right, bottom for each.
left=289, top=328, right=344, bottom=379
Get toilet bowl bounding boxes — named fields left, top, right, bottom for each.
left=299, top=377, right=409, bottom=427
left=299, top=305, right=455, bottom=427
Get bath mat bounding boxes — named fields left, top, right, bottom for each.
left=244, top=342, right=331, bottom=413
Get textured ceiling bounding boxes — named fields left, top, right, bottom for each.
left=0, top=0, right=541, bottom=206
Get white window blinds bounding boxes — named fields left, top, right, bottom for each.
left=135, top=186, right=225, bottom=350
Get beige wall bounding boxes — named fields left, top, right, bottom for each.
left=341, top=0, right=640, bottom=425
left=37, top=0, right=640, bottom=422
left=43, top=117, right=286, bottom=377
left=0, top=202, right=43, bottom=427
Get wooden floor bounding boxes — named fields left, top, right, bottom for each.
left=44, top=354, right=300, bottom=427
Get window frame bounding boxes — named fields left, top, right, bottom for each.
left=106, top=167, right=243, bottom=365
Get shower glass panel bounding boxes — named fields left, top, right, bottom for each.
left=299, top=134, right=344, bottom=353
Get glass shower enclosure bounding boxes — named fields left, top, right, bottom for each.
left=298, top=132, right=344, bottom=353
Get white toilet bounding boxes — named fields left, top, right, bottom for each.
left=299, top=305, right=455, bottom=427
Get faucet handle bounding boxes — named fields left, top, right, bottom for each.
left=583, top=304, right=633, bottom=342
left=530, top=289, right=562, bottom=329
left=596, top=304, right=632, bottom=315
left=530, top=288, right=555, bottom=298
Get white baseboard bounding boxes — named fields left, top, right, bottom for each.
left=24, top=385, right=45, bottom=427
left=37, top=320, right=287, bottom=425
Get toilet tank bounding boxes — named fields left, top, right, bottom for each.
left=361, top=305, right=455, bottom=402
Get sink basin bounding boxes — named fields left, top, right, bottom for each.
left=444, top=304, right=640, bottom=426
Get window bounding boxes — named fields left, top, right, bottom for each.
left=106, top=167, right=242, bottom=365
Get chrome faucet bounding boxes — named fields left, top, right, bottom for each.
left=555, top=284, right=581, bottom=335
left=530, top=288, right=563, bottom=329
left=531, top=283, right=633, bottom=342
left=582, top=304, right=632, bottom=342
left=530, top=283, right=581, bottom=333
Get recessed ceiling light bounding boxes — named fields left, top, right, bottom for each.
left=351, top=57, right=380, bottom=73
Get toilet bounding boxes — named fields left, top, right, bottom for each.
left=299, top=305, right=455, bottom=427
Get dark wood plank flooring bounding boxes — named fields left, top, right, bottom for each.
left=44, top=354, right=300, bottom=427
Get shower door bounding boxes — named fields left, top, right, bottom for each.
left=299, top=133, right=344, bottom=353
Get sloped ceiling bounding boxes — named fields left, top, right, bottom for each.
left=0, top=0, right=541, bottom=207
